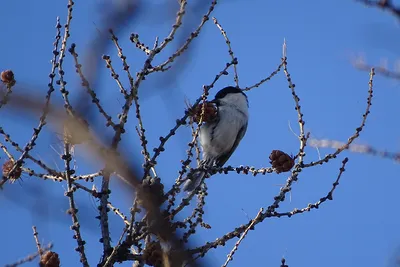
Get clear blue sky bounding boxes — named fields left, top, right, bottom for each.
left=1, top=0, right=400, bottom=266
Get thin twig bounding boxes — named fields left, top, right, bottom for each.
left=242, top=62, right=283, bottom=91
left=108, top=202, right=131, bottom=227
left=222, top=208, right=263, bottom=267
left=110, top=31, right=152, bottom=174
left=103, top=228, right=129, bottom=267
left=182, top=184, right=210, bottom=242
left=110, top=30, right=136, bottom=91
left=0, top=127, right=60, bottom=176
left=282, top=41, right=307, bottom=164
left=0, top=89, right=198, bottom=267
left=4, top=243, right=53, bottom=267
left=272, top=158, right=349, bottom=218
left=130, top=33, right=152, bottom=55
left=102, top=54, right=129, bottom=97
left=150, top=0, right=218, bottom=72
left=189, top=165, right=303, bottom=258
left=303, top=68, right=375, bottom=167
left=213, top=17, right=239, bottom=87
left=0, top=17, right=62, bottom=187
left=57, top=0, right=75, bottom=114
left=99, top=32, right=160, bottom=261
left=63, top=141, right=89, bottom=266
left=0, top=141, right=14, bottom=160
left=32, top=226, right=43, bottom=257
left=69, top=43, right=116, bottom=128
left=168, top=86, right=210, bottom=215
left=157, top=0, right=188, bottom=51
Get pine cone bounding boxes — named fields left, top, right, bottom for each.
left=2, top=160, right=22, bottom=180
left=1, top=70, right=16, bottom=86
left=188, top=101, right=217, bottom=124
left=269, top=150, right=294, bottom=173
left=143, top=241, right=163, bottom=267
left=39, top=251, right=60, bottom=267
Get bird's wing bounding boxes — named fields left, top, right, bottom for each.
left=215, top=123, right=247, bottom=167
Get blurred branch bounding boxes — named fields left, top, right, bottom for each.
left=98, top=32, right=160, bottom=261
left=0, top=89, right=199, bottom=266
left=309, top=139, right=400, bottom=162
left=2, top=0, right=385, bottom=265
left=354, top=60, right=400, bottom=80
left=357, top=0, right=400, bottom=18
left=0, top=70, right=17, bottom=109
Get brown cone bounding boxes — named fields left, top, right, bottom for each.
left=39, top=251, right=60, bottom=267
left=2, top=160, right=22, bottom=180
left=269, top=150, right=295, bottom=173
left=188, top=101, right=217, bottom=124
left=1, top=70, right=16, bottom=86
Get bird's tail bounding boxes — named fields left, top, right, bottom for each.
left=182, top=159, right=212, bottom=193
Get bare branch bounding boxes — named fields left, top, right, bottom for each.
left=242, top=62, right=283, bottom=91
left=5, top=243, right=53, bottom=267
left=303, top=68, right=375, bottom=167
left=63, top=141, right=89, bottom=266
left=213, top=17, right=239, bottom=87
left=272, top=158, right=349, bottom=218
left=222, top=208, right=263, bottom=267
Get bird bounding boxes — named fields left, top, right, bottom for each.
left=183, top=86, right=249, bottom=192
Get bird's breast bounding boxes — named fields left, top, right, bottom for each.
left=199, top=107, right=247, bottom=157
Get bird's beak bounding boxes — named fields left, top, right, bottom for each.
left=209, top=99, right=217, bottom=104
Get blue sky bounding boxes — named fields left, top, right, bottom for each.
left=1, top=0, right=400, bottom=266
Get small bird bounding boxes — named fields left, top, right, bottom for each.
left=183, top=86, right=249, bottom=192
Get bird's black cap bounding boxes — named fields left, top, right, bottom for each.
left=214, top=86, right=246, bottom=100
